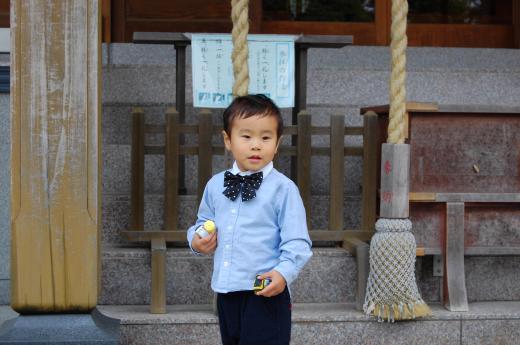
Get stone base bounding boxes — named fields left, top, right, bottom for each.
left=0, top=309, right=119, bottom=345
left=97, top=301, right=520, bottom=345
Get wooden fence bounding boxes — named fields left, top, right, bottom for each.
left=122, top=107, right=379, bottom=312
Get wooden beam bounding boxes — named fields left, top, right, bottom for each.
left=11, top=0, right=101, bottom=313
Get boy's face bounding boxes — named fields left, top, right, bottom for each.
left=222, top=113, right=281, bottom=172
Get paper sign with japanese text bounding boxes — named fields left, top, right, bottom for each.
left=191, top=34, right=296, bottom=108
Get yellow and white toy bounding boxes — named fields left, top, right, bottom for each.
left=195, top=220, right=216, bottom=238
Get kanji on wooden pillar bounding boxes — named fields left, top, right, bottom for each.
left=10, top=0, right=101, bottom=313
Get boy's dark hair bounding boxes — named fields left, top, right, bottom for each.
left=222, top=94, right=283, bottom=139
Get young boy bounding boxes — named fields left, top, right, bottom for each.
left=187, top=94, right=313, bottom=345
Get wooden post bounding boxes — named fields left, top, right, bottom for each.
left=444, top=202, right=468, bottom=311
left=164, top=108, right=179, bottom=230
left=329, top=114, right=344, bottom=231
left=131, top=107, right=145, bottom=230
left=361, top=111, right=378, bottom=232
left=10, top=0, right=101, bottom=313
left=297, top=110, right=312, bottom=226
left=379, top=143, right=410, bottom=218
left=150, top=237, right=167, bottom=314
left=198, top=109, right=213, bottom=203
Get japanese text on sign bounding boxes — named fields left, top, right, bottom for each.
left=192, top=34, right=296, bottom=108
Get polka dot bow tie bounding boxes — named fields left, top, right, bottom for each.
left=223, top=171, right=263, bottom=202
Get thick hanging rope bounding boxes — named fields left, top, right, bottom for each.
left=387, top=0, right=407, bottom=144
left=231, top=0, right=250, bottom=97
left=363, top=0, right=431, bottom=321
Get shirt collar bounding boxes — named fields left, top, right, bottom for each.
left=230, top=161, right=273, bottom=178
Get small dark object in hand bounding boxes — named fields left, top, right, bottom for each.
left=253, top=275, right=271, bottom=291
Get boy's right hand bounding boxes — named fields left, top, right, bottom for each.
left=191, top=231, right=217, bottom=254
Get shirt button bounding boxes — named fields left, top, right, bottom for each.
left=223, top=261, right=229, bottom=267
left=231, top=209, right=236, bottom=214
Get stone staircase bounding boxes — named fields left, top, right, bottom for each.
left=94, top=43, right=520, bottom=344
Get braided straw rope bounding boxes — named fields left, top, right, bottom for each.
left=231, top=0, right=250, bottom=97
left=364, top=0, right=431, bottom=321
left=387, top=0, right=408, bottom=144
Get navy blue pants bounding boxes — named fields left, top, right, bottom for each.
left=217, top=288, right=291, bottom=345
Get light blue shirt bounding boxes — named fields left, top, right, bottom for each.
left=187, top=161, right=313, bottom=293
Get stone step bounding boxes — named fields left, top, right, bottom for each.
left=96, top=301, right=520, bottom=345
left=100, top=248, right=361, bottom=305
left=101, top=246, right=520, bottom=306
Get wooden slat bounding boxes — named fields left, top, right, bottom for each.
left=464, top=247, right=520, bottom=256
left=198, top=109, right=213, bottom=202
left=329, top=115, right=344, bottom=231
left=361, top=111, right=378, bottom=232
left=309, top=126, right=363, bottom=135
left=344, top=147, right=364, bottom=156
left=150, top=237, right=166, bottom=314
left=178, top=124, right=199, bottom=134
left=310, top=147, right=363, bottom=156
left=131, top=107, right=145, bottom=230
left=164, top=108, right=179, bottom=230
left=179, top=146, right=199, bottom=155
left=144, top=146, right=165, bottom=155
left=436, top=193, right=520, bottom=203
left=379, top=143, right=410, bottom=218
left=444, top=202, right=468, bottom=312
left=145, top=124, right=165, bottom=134
left=409, top=192, right=437, bottom=202
left=123, top=229, right=376, bottom=243
left=297, top=111, right=312, bottom=225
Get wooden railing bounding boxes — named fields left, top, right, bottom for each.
left=122, top=107, right=379, bottom=312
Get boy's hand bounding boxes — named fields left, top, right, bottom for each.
left=255, top=270, right=286, bottom=297
left=191, top=231, right=217, bottom=254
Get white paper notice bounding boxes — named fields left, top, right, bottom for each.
left=191, top=34, right=296, bottom=108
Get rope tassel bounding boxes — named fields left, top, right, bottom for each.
left=364, top=219, right=431, bottom=321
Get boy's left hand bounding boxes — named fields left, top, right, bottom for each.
left=255, top=270, right=286, bottom=298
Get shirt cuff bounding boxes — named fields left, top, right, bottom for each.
left=273, top=261, right=298, bottom=287
left=187, top=232, right=204, bottom=256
